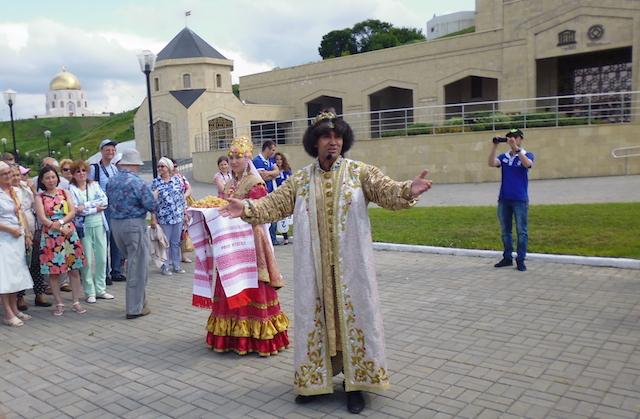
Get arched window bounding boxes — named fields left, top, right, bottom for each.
left=60, top=101, right=64, bottom=107
left=183, top=74, right=191, bottom=89
left=68, top=93, right=71, bottom=99
left=77, top=100, right=81, bottom=107
left=53, top=94, right=57, bottom=99
left=84, top=101, right=87, bottom=107
left=154, top=77, right=159, bottom=91
left=216, top=74, right=221, bottom=88
left=51, top=101, right=56, bottom=108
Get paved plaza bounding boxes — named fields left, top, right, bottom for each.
left=1, top=246, right=639, bottom=418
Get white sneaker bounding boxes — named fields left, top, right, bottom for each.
left=86, top=296, right=97, bottom=304
left=161, top=268, right=173, bottom=276
left=97, top=293, right=114, bottom=300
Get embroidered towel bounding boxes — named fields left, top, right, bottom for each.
left=188, top=208, right=258, bottom=309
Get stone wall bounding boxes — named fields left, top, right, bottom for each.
left=193, top=124, right=640, bottom=184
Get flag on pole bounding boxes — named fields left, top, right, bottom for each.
left=185, top=10, right=191, bottom=16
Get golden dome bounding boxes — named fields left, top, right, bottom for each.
left=49, top=67, right=81, bottom=90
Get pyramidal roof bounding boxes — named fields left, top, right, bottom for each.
left=157, top=28, right=227, bottom=61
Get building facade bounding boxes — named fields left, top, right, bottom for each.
left=45, top=67, right=91, bottom=117
left=426, top=11, right=475, bottom=40
left=240, top=0, right=639, bottom=125
left=134, top=28, right=291, bottom=161
left=135, top=0, right=640, bottom=171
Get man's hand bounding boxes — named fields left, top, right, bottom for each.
left=410, top=170, right=433, bottom=199
left=219, top=198, right=244, bottom=218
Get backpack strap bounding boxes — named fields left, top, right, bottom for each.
left=92, top=163, right=100, bottom=183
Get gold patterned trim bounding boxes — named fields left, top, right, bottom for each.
left=207, top=312, right=289, bottom=340
left=342, top=284, right=389, bottom=387
left=294, top=298, right=327, bottom=391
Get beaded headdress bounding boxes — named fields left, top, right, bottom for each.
left=312, top=110, right=337, bottom=128
left=228, top=136, right=253, bottom=158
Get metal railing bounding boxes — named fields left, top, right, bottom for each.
left=194, top=91, right=639, bottom=152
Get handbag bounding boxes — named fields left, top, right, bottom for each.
left=181, top=230, right=195, bottom=253
left=276, top=216, right=292, bottom=234
left=73, top=186, right=88, bottom=239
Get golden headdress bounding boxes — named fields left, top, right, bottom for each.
left=228, top=136, right=253, bottom=158
left=312, top=110, right=337, bottom=127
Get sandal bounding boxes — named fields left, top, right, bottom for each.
left=3, top=317, right=24, bottom=327
left=16, top=312, right=32, bottom=321
left=72, top=302, right=87, bottom=315
left=53, top=304, right=65, bottom=316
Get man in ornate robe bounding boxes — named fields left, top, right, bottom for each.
left=221, top=111, right=432, bottom=413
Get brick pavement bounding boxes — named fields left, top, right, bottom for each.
left=1, top=248, right=639, bottom=418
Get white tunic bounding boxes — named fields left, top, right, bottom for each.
left=0, top=187, right=33, bottom=294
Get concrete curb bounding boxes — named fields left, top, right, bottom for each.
left=373, top=242, right=640, bottom=270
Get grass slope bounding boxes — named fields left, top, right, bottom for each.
left=369, top=203, right=640, bottom=259
left=0, top=109, right=135, bottom=167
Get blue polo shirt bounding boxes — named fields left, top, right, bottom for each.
left=498, top=149, right=535, bottom=201
left=253, top=153, right=276, bottom=193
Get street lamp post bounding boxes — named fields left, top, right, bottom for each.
left=1, top=138, right=6, bottom=153
left=137, top=49, right=158, bottom=178
left=43, top=130, right=52, bottom=156
left=66, top=142, right=72, bottom=159
left=79, top=147, right=86, bottom=160
left=3, top=89, right=18, bottom=163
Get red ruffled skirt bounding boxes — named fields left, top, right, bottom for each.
left=206, top=274, right=289, bottom=356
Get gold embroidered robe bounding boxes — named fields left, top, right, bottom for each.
left=242, top=157, right=416, bottom=395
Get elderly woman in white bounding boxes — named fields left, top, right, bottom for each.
left=0, top=161, right=34, bottom=326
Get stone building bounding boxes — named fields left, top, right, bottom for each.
left=134, top=28, right=290, bottom=161
left=45, top=67, right=91, bottom=117
left=134, top=0, right=640, bottom=182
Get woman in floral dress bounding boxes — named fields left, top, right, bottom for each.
left=205, top=137, right=289, bottom=356
left=34, top=165, right=86, bottom=316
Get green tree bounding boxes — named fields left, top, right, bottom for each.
left=390, top=27, right=425, bottom=45
left=318, top=19, right=425, bottom=59
left=318, top=28, right=357, bottom=59
left=352, top=19, right=392, bottom=52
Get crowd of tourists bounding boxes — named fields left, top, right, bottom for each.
left=0, top=140, right=192, bottom=324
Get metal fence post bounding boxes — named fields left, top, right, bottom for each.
left=588, top=94, right=592, bottom=125
left=462, top=103, right=465, bottom=132
left=404, top=108, right=408, bottom=136
left=492, top=101, right=496, bottom=131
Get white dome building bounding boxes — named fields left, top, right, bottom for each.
left=45, top=67, right=91, bottom=117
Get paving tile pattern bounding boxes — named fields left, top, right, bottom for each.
left=1, top=249, right=639, bottom=418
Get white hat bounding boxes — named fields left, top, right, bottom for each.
left=117, top=149, right=144, bottom=166
left=100, top=139, right=118, bottom=149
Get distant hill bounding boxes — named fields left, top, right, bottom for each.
left=0, top=109, right=136, bottom=168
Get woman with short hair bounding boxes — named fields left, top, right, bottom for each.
left=69, top=160, right=113, bottom=303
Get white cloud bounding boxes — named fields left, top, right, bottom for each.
left=0, top=19, right=276, bottom=120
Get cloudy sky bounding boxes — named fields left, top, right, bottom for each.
left=0, top=0, right=475, bottom=121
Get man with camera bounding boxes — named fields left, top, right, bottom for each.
left=488, top=128, right=535, bottom=271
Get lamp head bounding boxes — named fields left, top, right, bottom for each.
left=44, top=130, right=51, bottom=139
left=137, top=50, right=156, bottom=73
left=3, top=89, right=16, bottom=106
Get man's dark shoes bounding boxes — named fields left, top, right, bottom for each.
left=126, top=306, right=151, bottom=319
left=294, top=395, right=317, bottom=404
left=105, top=276, right=113, bottom=286
left=34, top=295, right=52, bottom=307
left=111, top=273, right=126, bottom=282
left=17, top=296, right=28, bottom=311
left=516, top=260, right=527, bottom=271
left=346, top=390, right=365, bottom=414
left=494, top=258, right=513, bottom=268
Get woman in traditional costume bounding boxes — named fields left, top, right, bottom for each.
left=205, top=137, right=289, bottom=356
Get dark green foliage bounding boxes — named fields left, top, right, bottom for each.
left=319, top=19, right=425, bottom=59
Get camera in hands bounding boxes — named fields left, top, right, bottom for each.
left=492, top=136, right=508, bottom=144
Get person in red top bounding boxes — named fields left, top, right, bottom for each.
left=204, top=137, right=289, bottom=356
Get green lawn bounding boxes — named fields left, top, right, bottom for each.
left=369, top=203, right=640, bottom=259
left=0, top=109, right=135, bottom=168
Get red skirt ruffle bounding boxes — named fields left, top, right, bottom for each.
left=206, top=274, right=289, bottom=356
